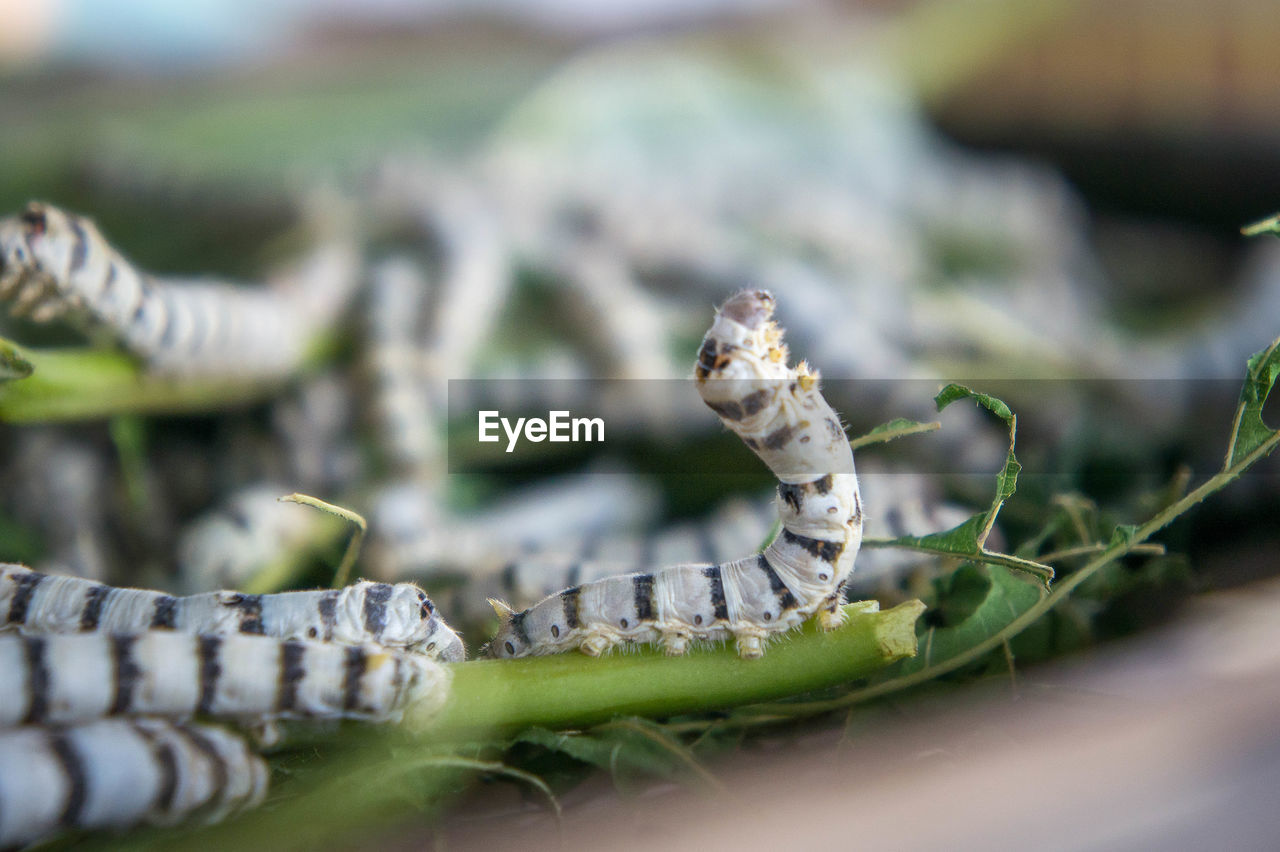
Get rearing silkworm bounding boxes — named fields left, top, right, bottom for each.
left=0, top=717, right=268, bottom=848
left=486, top=289, right=862, bottom=659
left=0, top=564, right=465, bottom=663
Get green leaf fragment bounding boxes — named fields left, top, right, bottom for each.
left=849, top=417, right=941, bottom=450
left=896, top=565, right=1045, bottom=676
left=1108, top=523, right=1140, bottom=548
left=931, top=383, right=1021, bottom=551
left=1226, top=338, right=1280, bottom=468
left=0, top=339, right=34, bottom=382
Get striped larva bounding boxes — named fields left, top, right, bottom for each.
left=0, top=718, right=268, bottom=848
left=0, top=201, right=356, bottom=377
left=0, top=564, right=465, bottom=663
left=0, top=630, right=450, bottom=728
left=486, top=289, right=862, bottom=659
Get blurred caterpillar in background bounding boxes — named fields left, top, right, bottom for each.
left=0, top=630, right=451, bottom=727
left=487, top=290, right=862, bottom=659
left=0, top=718, right=268, bottom=848
left=0, top=200, right=358, bottom=378
left=0, top=564, right=465, bottom=662
left=363, top=257, right=439, bottom=479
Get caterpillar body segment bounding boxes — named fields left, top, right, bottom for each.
left=487, top=290, right=862, bottom=659
left=0, top=565, right=464, bottom=663
left=0, top=201, right=354, bottom=378
left=0, top=630, right=450, bottom=728
left=0, top=717, right=268, bottom=848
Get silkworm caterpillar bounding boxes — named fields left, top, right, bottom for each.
left=0, top=717, right=268, bottom=848
left=486, top=289, right=862, bottom=659
left=0, top=630, right=450, bottom=728
left=0, top=564, right=465, bottom=662
left=0, top=201, right=356, bottom=377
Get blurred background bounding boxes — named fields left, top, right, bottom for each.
left=1, top=1, right=1279, bottom=849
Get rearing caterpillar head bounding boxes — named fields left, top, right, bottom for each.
left=695, top=289, right=790, bottom=385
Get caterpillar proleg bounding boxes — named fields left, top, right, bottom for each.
left=486, top=290, right=862, bottom=659
left=0, top=564, right=465, bottom=662
left=0, top=630, right=450, bottom=727
left=0, top=717, right=268, bottom=848
left=0, top=201, right=355, bottom=377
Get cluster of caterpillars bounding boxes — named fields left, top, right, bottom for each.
left=0, top=565, right=460, bottom=846
left=486, top=289, right=862, bottom=659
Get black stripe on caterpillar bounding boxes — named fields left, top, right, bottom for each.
left=486, top=289, right=862, bottom=659
left=0, top=201, right=353, bottom=377
left=0, top=717, right=268, bottom=848
left=0, top=631, right=450, bottom=727
left=0, top=564, right=465, bottom=663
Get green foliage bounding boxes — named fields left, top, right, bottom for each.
left=863, top=384, right=1052, bottom=585
left=849, top=416, right=940, bottom=450
left=0, top=338, right=33, bottom=381
left=1225, top=339, right=1280, bottom=468
left=899, top=564, right=1044, bottom=677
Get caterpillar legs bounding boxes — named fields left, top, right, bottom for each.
left=579, top=632, right=618, bottom=656
left=733, top=631, right=767, bottom=660
left=661, top=631, right=690, bottom=656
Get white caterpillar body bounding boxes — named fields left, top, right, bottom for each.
left=0, top=630, right=450, bottom=727
left=0, top=202, right=352, bottom=377
left=0, top=565, right=464, bottom=663
left=0, top=717, right=268, bottom=848
left=487, top=290, right=862, bottom=659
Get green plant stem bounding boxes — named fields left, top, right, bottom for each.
left=430, top=600, right=924, bottom=738
left=1036, top=542, right=1165, bottom=563
left=861, top=536, right=1055, bottom=585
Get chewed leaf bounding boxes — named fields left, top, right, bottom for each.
left=895, top=564, right=1044, bottom=676
left=903, top=514, right=986, bottom=555
left=1226, top=338, right=1280, bottom=468
left=859, top=384, right=1050, bottom=584
left=934, top=384, right=1020, bottom=549
left=935, top=383, right=1013, bottom=426
left=0, top=337, right=33, bottom=382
